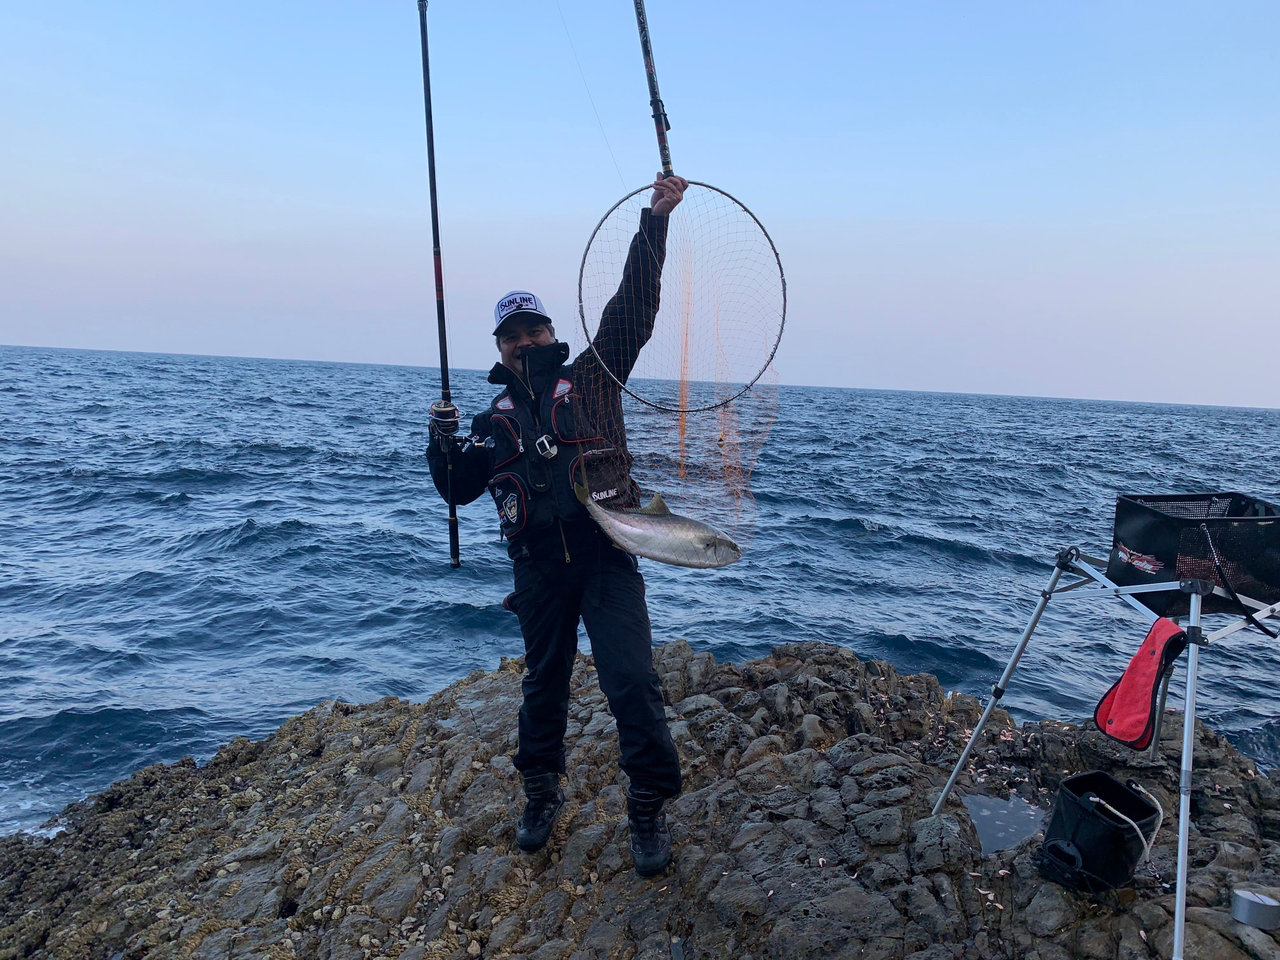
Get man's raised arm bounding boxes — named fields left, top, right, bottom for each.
left=588, top=175, right=688, bottom=384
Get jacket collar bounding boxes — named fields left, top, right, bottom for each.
left=488, top=341, right=571, bottom=400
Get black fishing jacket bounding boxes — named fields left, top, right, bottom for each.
left=428, top=208, right=668, bottom=559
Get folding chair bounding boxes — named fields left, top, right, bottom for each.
left=931, top=493, right=1280, bottom=960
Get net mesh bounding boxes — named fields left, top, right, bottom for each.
left=565, top=182, right=784, bottom=566
left=620, top=367, right=778, bottom=551
left=577, top=182, right=785, bottom=411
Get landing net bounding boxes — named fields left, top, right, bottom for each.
left=569, top=182, right=784, bottom=561
left=578, top=182, right=785, bottom=412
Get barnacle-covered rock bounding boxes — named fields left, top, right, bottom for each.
left=2, top=641, right=1278, bottom=960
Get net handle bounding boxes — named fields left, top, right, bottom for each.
left=632, top=0, right=674, bottom=178
left=577, top=181, right=787, bottom=414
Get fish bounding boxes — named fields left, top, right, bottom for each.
left=574, top=482, right=742, bottom=569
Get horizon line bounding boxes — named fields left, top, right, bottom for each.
left=3, top=341, right=1277, bottom=415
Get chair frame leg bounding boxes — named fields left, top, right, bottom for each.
left=931, top=563, right=1066, bottom=816
left=1172, top=591, right=1205, bottom=960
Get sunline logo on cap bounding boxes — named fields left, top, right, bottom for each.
left=497, top=293, right=538, bottom=318
left=493, top=290, right=552, bottom=332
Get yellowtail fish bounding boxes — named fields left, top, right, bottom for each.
left=574, top=482, right=742, bottom=569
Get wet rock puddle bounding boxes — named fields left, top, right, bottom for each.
left=962, top=793, right=1046, bottom=855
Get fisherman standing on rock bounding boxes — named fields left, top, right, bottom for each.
left=427, top=174, right=689, bottom=877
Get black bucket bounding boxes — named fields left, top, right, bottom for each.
left=1037, top=771, right=1159, bottom=892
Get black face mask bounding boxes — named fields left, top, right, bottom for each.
left=518, top=341, right=571, bottom=393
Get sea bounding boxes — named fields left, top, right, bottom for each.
left=3, top=343, right=1279, bottom=836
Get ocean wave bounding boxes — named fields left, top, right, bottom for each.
left=862, top=632, right=1003, bottom=688
left=890, top=531, right=1047, bottom=573
left=0, top=705, right=213, bottom=780
left=165, top=518, right=318, bottom=557
left=1227, top=720, right=1280, bottom=772
left=771, top=513, right=1047, bottom=573
left=146, top=466, right=249, bottom=487
left=59, top=465, right=105, bottom=478
left=229, top=441, right=319, bottom=459
left=128, top=490, right=194, bottom=506
left=698, top=636, right=776, bottom=663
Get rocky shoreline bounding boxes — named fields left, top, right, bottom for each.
left=3, top=640, right=1279, bottom=960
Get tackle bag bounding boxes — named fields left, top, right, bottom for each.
left=1037, top=772, right=1159, bottom=893
left=1093, top=619, right=1187, bottom=750
left=1105, top=492, right=1280, bottom=619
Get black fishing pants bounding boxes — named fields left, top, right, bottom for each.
left=508, top=536, right=682, bottom=799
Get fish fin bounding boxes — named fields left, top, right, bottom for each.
left=635, top=493, right=672, bottom=516
left=572, top=478, right=591, bottom=505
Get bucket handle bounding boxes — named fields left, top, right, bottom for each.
left=1043, top=838, right=1084, bottom=870
left=1127, top=780, right=1164, bottom=860
left=1087, top=787, right=1162, bottom=865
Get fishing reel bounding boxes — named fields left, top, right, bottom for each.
left=428, top=400, right=462, bottom=435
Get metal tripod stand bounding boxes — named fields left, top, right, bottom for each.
left=931, top=548, right=1280, bottom=960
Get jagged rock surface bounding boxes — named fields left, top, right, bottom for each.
left=3, top=640, right=1280, bottom=960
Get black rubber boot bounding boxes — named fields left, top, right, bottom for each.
left=627, top=789, right=672, bottom=877
left=515, top=771, right=564, bottom=853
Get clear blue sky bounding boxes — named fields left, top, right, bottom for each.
left=2, top=2, right=1277, bottom=406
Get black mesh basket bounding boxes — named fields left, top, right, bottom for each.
left=1105, top=493, right=1280, bottom=617
left=1037, top=771, right=1159, bottom=893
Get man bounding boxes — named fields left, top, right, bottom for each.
left=427, top=175, right=688, bottom=877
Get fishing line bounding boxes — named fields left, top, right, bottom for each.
left=553, top=1, right=628, bottom=192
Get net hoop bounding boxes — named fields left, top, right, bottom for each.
left=577, top=180, right=786, bottom=413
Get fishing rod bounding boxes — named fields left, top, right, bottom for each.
left=632, top=0, right=673, bottom=177
left=416, top=0, right=461, bottom=568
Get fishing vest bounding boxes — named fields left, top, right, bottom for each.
left=484, top=361, right=635, bottom=545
